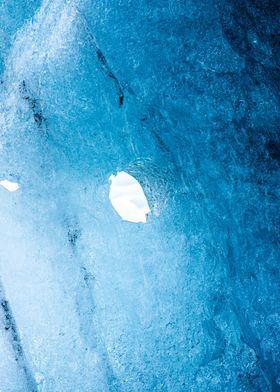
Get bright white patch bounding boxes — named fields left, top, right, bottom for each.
left=109, top=171, right=150, bottom=223
left=0, top=179, right=20, bottom=192
left=34, top=372, right=44, bottom=385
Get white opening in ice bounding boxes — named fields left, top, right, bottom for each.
left=109, top=171, right=151, bottom=223
left=0, top=179, right=20, bottom=192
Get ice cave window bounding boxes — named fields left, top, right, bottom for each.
left=0, top=179, right=20, bottom=192
left=109, top=171, right=150, bottom=223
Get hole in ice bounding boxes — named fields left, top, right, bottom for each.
left=109, top=171, right=150, bottom=223
left=0, top=179, right=20, bottom=192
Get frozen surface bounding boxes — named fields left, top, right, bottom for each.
left=0, top=0, right=279, bottom=391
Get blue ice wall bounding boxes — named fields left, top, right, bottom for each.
left=0, top=0, right=279, bottom=391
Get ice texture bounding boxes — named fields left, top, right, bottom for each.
left=0, top=0, right=279, bottom=391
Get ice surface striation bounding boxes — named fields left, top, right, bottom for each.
left=0, top=0, right=279, bottom=391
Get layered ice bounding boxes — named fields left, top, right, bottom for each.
left=0, top=0, right=279, bottom=391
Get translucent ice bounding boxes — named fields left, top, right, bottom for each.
left=0, top=0, right=279, bottom=391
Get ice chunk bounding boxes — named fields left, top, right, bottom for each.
left=109, top=171, right=150, bottom=223
left=0, top=180, right=20, bottom=192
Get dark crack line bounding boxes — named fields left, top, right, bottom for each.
left=19, top=80, right=48, bottom=135
left=64, top=216, right=122, bottom=391
left=78, top=13, right=124, bottom=108
left=0, top=279, right=38, bottom=391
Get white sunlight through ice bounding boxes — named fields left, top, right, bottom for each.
left=0, top=179, right=20, bottom=192
left=109, top=171, right=150, bottom=223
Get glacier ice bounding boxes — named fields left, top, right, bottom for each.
left=0, top=0, right=279, bottom=391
